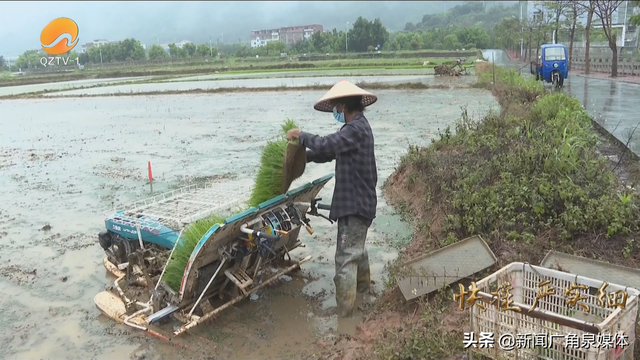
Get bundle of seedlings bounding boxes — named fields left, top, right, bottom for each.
left=162, top=214, right=226, bottom=291
left=162, top=119, right=304, bottom=291
left=248, top=118, right=301, bottom=207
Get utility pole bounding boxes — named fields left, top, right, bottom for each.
left=345, top=22, right=349, bottom=53
left=519, top=1, right=531, bottom=60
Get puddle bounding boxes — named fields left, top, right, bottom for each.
left=0, top=87, right=498, bottom=359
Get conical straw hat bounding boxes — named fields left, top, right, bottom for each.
left=313, top=80, right=377, bottom=112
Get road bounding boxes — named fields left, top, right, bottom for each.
left=482, top=49, right=640, bottom=156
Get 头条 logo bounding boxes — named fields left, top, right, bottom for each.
left=40, top=18, right=79, bottom=56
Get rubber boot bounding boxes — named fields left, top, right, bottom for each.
left=356, top=250, right=371, bottom=294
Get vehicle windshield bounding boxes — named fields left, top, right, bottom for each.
left=544, top=47, right=566, bottom=61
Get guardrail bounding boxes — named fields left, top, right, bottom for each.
left=571, top=58, right=639, bottom=76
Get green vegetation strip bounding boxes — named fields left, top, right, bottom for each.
left=0, top=57, right=476, bottom=87
left=162, top=119, right=298, bottom=291
left=378, top=64, right=640, bottom=359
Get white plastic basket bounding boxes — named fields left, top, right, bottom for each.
left=469, top=262, right=639, bottom=360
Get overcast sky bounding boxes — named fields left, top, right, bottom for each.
left=0, top=1, right=532, bottom=59
left=2, top=1, right=488, bottom=58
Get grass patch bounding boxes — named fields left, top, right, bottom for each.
left=376, top=63, right=640, bottom=359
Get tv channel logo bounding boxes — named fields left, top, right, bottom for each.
left=40, top=18, right=79, bottom=66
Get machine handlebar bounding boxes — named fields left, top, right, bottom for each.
left=317, top=203, right=331, bottom=211
left=253, top=230, right=278, bottom=242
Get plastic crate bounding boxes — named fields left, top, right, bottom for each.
left=469, top=262, right=639, bottom=360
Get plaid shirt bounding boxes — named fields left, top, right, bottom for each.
left=299, top=113, right=378, bottom=225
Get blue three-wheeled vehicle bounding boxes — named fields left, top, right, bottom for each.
left=530, top=43, right=569, bottom=89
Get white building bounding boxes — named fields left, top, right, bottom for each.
left=177, top=40, right=192, bottom=48
left=80, top=39, right=111, bottom=53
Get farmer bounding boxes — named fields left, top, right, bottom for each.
left=286, top=80, right=378, bottom=318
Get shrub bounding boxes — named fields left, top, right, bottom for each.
left=401, top=67, right=640, bottom=244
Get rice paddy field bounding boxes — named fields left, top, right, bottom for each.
left=0, top=71, right=498, bottom=360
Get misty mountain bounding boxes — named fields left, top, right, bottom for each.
left=1, top=1, right=518, bottom=57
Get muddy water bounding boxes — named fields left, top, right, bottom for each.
left=0, top=77, right=152, bottom=97
left=43, top=75, right=478, bottom=97
left=0, top=88, right=498, bottom=360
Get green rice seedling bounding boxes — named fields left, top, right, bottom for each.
left=248, top=119, right=299, bottom=207
left=162, top=118, right=299, bottom=290
left=163, top=213, right=227, bottom=291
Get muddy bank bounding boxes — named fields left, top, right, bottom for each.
left=0, top=88, right=497, bottom=359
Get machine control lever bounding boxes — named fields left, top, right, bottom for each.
left=309, top=198, right=333, bottom=224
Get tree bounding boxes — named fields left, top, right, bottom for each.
left=148, top=44, right=168, bottom=60
left=565, top=1, right=588, bottom=70
left=15, top=50, right=43, bottom=69
left=631, top=1, right=640, bottom=25
left=443, top=34, right=461, bottom=49
left=413, top=2, right=519, bottom=31
left=0, top=55, right=5, bottom=69
left=182, top=42, right=196, bottom=56
left=196, top=44, right=217, bottom=57
left=347, top=17, right=389, bottom=52
left=581, top=1, right=597, bottom=74
left=543, top=1, right=572, bottom=42
left=493, top=17, right=522, bottom=51
left=591, top=0, right=624, bottom=77
left=78, top=52, right=89, bottom=65
left=168, top=43, right=187, bottom=58
left=118, top=38, right=146, bottom=61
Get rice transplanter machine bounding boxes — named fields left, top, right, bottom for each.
left=94, top=173, right=335, bottom=337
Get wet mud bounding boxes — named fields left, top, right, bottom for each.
left=40, top=75, right=477, bottom=97
left=0, top=77, right=152, bottom=97
left=0, top=87, right=497, bottom=359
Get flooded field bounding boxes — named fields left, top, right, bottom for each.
left=0, top=88, right=498, bottom=359
left=43, top=75, right=477, bottom=97
left=0, top=76, right=152, bottom=97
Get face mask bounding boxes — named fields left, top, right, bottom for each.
left=333, top=106, right=345, bottom=124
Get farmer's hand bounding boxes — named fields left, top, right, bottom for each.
left=286, top=129, right=301, bottom=140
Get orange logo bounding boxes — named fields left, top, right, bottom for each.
left=40, top=18, right=79, bottom=55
